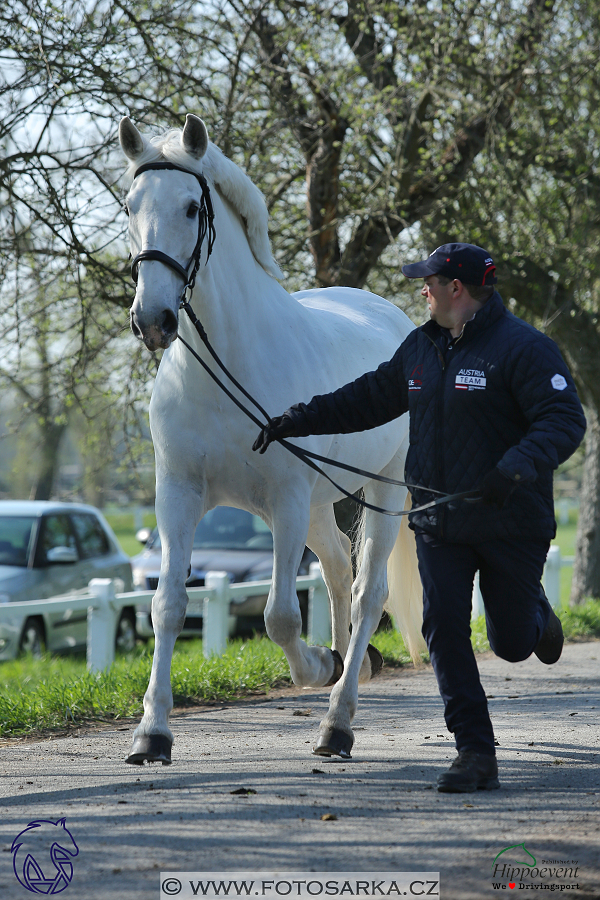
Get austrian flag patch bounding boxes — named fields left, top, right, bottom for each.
left=455, top=368, right=486, bottom=390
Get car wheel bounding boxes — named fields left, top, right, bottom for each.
left=19, top=619, right=46, bottom=658
left=115, top=610, right=137, bottom=653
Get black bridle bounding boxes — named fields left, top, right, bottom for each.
left=128, top=161, right=479, bottom=517
left=130, top=161, right=216, bottom=302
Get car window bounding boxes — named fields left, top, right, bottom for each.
left=0, top=516, right=36, bottom=567
left=71, top=513, right=111, bottom=559
left=37, top=514, right=78, bottom=565
left=148, top=507, right=274, bottom=551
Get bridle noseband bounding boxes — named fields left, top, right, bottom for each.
left=129, top=161, right=216, bottom=303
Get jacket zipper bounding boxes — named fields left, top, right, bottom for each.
left=426, top=334, right=448, bottom=539
left=437, top=329, right=468, bottom=537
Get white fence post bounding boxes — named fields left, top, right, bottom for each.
left=471, top=571, right=484, bottom=620
left=544, top=545, right=562, bottom=609
left=203, top=571, right=230, bottom=658
left=88, top=579, right=118, bottom=672
left=308, top=561, right=331, bottom=645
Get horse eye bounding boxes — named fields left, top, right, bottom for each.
left=187, top=203, right=199, bottom=219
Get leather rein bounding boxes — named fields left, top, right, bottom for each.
left=129, top=161, right=479, bottom=517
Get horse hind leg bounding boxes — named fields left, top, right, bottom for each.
left=306, top=505, right=382, bottom=685
left=306, top=505, right=353, bottom=662
left=314, top=474, right=407, bottom=758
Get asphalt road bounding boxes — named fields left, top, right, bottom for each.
left=0, top=641, right=598, bottom=900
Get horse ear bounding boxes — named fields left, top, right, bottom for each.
left=181, top=114, right=208, bottom=160
left=119, top=117, right=146, bottom=161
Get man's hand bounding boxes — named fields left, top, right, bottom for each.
left=477, top=467, right=517, bottom=509
left=252, top=413, right=297, bottom=454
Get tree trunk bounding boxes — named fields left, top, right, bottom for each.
left=570, top=408, right=600, bottom=603
left=29, top=423, right=66, bottom=501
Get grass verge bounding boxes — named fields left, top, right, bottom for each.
left=0, top=636, right=289, bottom=740
left=1, top=600, right=599, bottom=740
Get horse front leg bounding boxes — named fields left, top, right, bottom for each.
left=264, top=500, right=341, bottom=689
left=126, top=480, right=204, bottom=765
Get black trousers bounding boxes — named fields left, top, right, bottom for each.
left=415, top=532, right=551, bottom=756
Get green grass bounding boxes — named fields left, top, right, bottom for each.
left=370, top=627, right=414, bottom=666
left=105, top=511, right=156, bottom=557
left=552, top=519, right=578, bottom=605
left=3, top=598, right=598, bottom=739
left=559, top=598, right=600, bottom=640
left=0, top=636, right=290, bottom=739
left=1, top=508, right=596, bottom=740
left=469, top=599, right=600, bottom=654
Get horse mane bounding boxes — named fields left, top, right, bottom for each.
left=122, top=129, right=282, bottom=280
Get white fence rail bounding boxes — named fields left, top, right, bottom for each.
left=0, top=549, right=574, bottom=672
left=0, top=562, right=329, bottom=673
left=471, top=545, right=573, bottom=619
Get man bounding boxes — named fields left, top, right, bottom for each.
left=253, top=243, right=586, bottom=793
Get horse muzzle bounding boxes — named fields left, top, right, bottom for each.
left=130, top=306, right=178, bottom=351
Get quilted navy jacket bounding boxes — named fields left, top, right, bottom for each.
left=286, top=292, right=586, bottom=542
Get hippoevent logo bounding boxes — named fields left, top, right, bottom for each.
left=11, top=818, right=79, bottom=894
left=491, top=843, right=580, bottom=891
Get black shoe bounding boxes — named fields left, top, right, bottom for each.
left=534, top=595, right=563, bottom=665
left=437, top=750, right=500, bottom=793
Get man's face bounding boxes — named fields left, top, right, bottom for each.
left=421, top=275, right=457, bottom=326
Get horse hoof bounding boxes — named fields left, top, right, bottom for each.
left=313, top=726, right=353, bottom=759
left=324, top=649, right=344, bottom=687
left=367, top=643, right=384, bottom=678
left=126, top=734, right=172, bottom=766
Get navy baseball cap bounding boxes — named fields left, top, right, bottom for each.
left=402, top=243, right=497, bottom=285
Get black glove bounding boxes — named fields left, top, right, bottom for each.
left=477, top=467, right=517, bottom=509
left=252, top=413, right=297, bottom=454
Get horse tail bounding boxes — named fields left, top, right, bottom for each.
left=385, top=494, right=427, bottom=665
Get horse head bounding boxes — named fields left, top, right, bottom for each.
left=119, top=114, right=210, bottom=352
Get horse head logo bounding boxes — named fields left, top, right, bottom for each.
left=491, top=841, right=537, bottom=870
left=11, top=818, right=79, bottom=894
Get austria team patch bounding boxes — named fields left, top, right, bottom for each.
left=455, top=368, right=486, bottom=390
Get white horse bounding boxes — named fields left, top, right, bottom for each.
left=119, top=113, right=425, bottom=765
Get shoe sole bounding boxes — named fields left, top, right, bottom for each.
left=437, top=776, right=500, bottom=793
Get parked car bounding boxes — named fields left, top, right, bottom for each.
left=0, top=501, right=134, bottom=661
left=131, top=505, right=316, bottom=638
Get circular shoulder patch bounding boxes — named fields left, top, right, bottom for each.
left=551, top=374, right=567, bottom=391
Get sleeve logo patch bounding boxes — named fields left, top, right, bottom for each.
left=455, top=368, right=486, bottom=390
left=551, top=374, right=567, bottom=391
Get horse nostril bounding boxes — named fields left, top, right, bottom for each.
left=130, top=310, right=142, bottom=340
left=161, top=308, right=178, bottom=336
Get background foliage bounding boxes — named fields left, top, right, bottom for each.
left=1, top=0, right=599, bottom=596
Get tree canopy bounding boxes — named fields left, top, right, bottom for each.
left=1, top=0, right=599, bottom=593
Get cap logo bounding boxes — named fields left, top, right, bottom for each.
left=485, top=258, right=493, bottom=265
